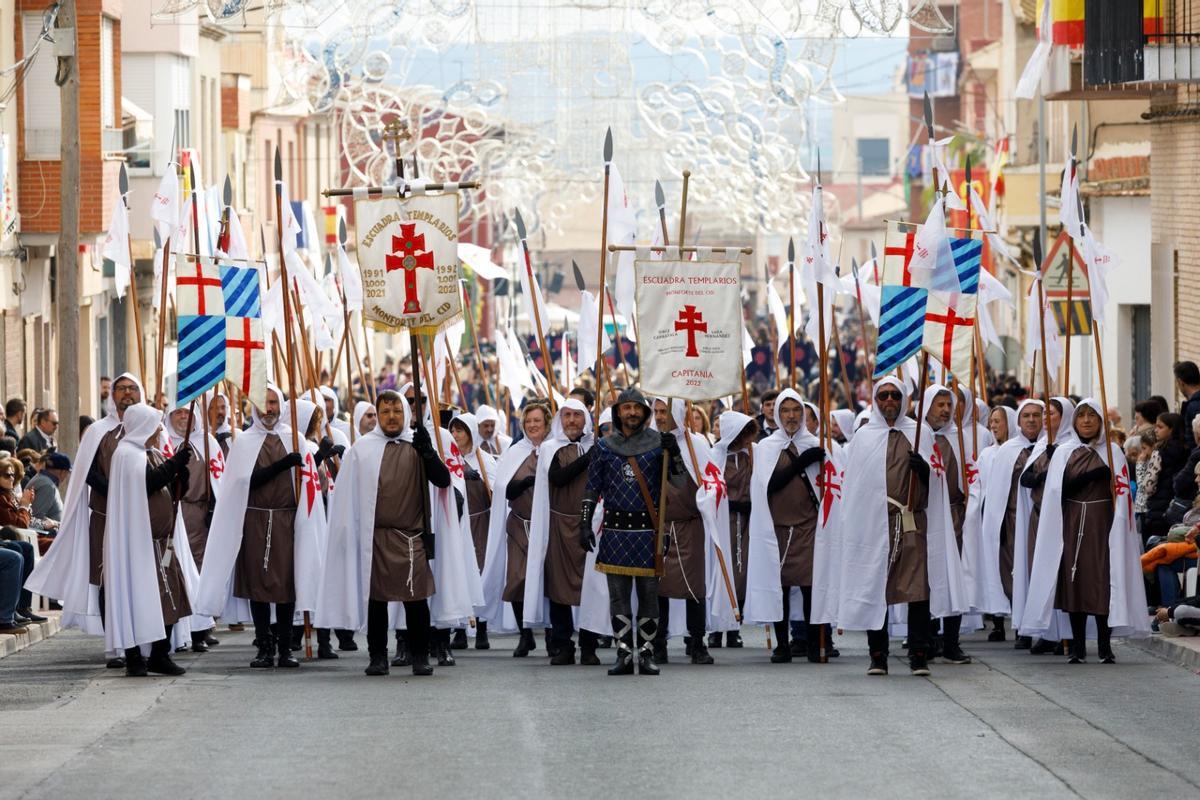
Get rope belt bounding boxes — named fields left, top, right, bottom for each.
left=380, top=527, right=424, bottom=592
left=886, top=497, right=907, bottom=574
left=154, top=538, right=176, bottom=612
left=508, top=514, right=530, bottom=557
left=249, top=506, right=290, bottom=572
left=1066, top=498, right=1109, bottom=583
left=668, top=521, right=701, bottom=602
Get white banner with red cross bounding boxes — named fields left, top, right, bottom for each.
left=635, top=257, right=742, bottom=402
left=354, top=192, right=462, bottom=332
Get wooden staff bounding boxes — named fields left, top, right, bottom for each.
left=1034, top=241, right=1055, bottom=445
left=968, top=340, right=980, bottom=458
left=829, top=318, right=855, bottom=414
left=198, top=391, right=213, bottom=501
left=788, top=238, right=797, bottom=389
left=593, top=130, right=614, bottom=421
left=1092, top=328, right=1118, bottom=500
left=117, top=166, right=147, bottom=385
left=850, top=259, right=874, bottom=399
left=817, top=282, right=829, bottom=443
left=360, top=313, right=378, bottom=403
left=155, top=229, right=172, bottom=405
left=1064, top=237, right=1074, bottom=396
left=461, top=281, right=495, bottom=409
left=681, top=400, right=740, bottom=622
left=415, top=334, right=446, bottom=459
left=907, top=351, right=932, bottom=511
left=949, top=377, right=970, bottom=502
left=605, top=290, right=633, bottom=388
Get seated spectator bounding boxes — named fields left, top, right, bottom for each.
left=26, top=452, right=67, bottom=535
left=1172, top=416, right=1200, bottom=507
left=0, top=458, right=32, bottom=529
left=0, top=526, right=42, bottom=624
left=17, top=408, right=57, bottom=452
left=1143, top=463, right=1200, bottom=606
left=1144, top=413, right=1190, bottom=540
left=0, top=435, right=15, bottom=458
left=16, top=448, right=39, bottom=489
left=4, top=398, right=25, bottom=442
left=0, top=546, right=28, bottom=634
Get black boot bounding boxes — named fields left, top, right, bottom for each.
left=1068, top=613, right=1088, bottom=664
left=988, top=617, right=1007, bottom=642
left=317, top=628, right=338, bottom=660
left=690, top=633, right=714, bottom=665
left=436, top=630, right=456, bottom=666
left=475, top=620, right=490, bottom=650
left=580, top=643, right=600, bottom=666
left=867, top=651, right=889, bottom=676
left=1029, top=637, right=1058, bottom=655
left=106, top=656, right=127, bottom=669
left=726, top=630, right=744, bottom=648
left=190, top=631, right=210, bottom=653
left=125, top=647, right=148, bottom=677
left=1014, top=635, right=1033, bottom=650
left=637, top=618, right=660, bottom=676
left=707, top=632, right=723, bottom=649
left=607, top=616, right=634, bottom=676
left=513, top=628, right=535, bottom=657
left=450, top=628, right=469, bottom=650
left=364, top=654, right=389, bottom=676
left=771, top=621, right=791, bottom=662
left=250, top=639, right=275, bottom=668
left=550, top=641, right=576, bottom=666
left=909, top=649, right=931, bottom=676
left=391, top=631, right=411, bottom=667
left=290, top=626, right=303, bottom=653
left=410, top=629, right=434, bottom=677
left=147, top=637, right=186, bottom=676
left=276, top=623, right=300, bottom=668
left=651, top=624, right=669, bottom=665
left=597, top=635, right=613, bottom=649
left=1097, top=615, right=1115, bottom=664
left=544, top=629, right=558, bottom=658
left=335, top=629, right=358, bottom=651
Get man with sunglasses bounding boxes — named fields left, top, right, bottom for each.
left=837, top=377, right=950, bottom=677
left=18, top=408, right=58, bottom=453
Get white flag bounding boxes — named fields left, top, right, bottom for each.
left=1059, top=158, right=1081, bottom=235
left=457, top=243, right=507, bottom=281
left=101, top=199, right=131, bottom=299
left=577, top=289, right=611, bottom=376
left=1015, top=0, right=1053, bottom=99
left=278, top=182, right=302, bottom=256
left=517, top=245, right=551, bottom=338
left=337, top=245, right=363, bottom=312
left=742, top=325, right=754, bottom=368
left=766, top=280, right=790, bottom=352
left=150, top=167, right=181, bottom=244
left=1080, top=225, right=1117, bottom=326
left=805, top=185, right=839, bottom=289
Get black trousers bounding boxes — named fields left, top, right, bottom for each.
left=866, top=600, right=932, bottom=656
left=942, top=614, right=962, bottom=647
left=657, top=596, right=705, bottom=640
left=1068, top=611, right=1111, bottom=657
left=775, top=586, right=821, bottom=651
left=0, top=540, right=34, bottom=610
left=126, top=624, right=173, bottom=660
left=548, top=600, right=599, bottom=650
left=250, top=600, right=296, bottom=650
left=369, top=599, right=430, bottom=658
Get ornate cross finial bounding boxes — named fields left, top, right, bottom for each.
left=381, top=118, right=411, bottom=156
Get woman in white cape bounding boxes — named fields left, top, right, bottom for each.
left=444, top=411, right=490, bottom=649
left=1020, top=398, right=1149, bottom=662
left=975, top=402, right=1032, bottom=624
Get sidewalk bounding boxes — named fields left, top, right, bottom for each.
left=1130, top=631, right=1200, bottom=672
left=0, top=610, right=62, bottom=659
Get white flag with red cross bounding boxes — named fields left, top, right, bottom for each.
left=635, top=257, right=743, bottom=401
left=354, top=191, right=462, bottom=333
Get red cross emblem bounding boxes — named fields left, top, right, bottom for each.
left=701, top=461, right=726, bottom=506
left=819, top=459, right=842, bottom=525
left=163, top=438, right=174, bottom=458
left=885, top=231, right=916, bottom=286
left=177, top=259, right=223, bottom=315
left=446, top=443, right=464, bottom=478
left=209, top=452, right=225, bottom=480
left=925, top=307, right=974, bottom=370
left=930, top=445, right=946, bottom=477
left=385, top=223, right=436, bottom=313
left=1116, top=464, right=1132, bottom=516
left=674, top=305, right=708, bottom=358
left=299, top=452, right=319, bottom=514
left=227, top=317, right=265, bottom=391
left=964, top=458, right=979, bottom=486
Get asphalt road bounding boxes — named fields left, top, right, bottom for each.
left=2, top=627, right=1199, bottom=799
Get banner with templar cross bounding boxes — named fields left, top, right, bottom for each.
left=176, top=254, right=226, bottom=404
left=354, top=191, right=462, bottom=333
left=634, top=256, right=742, bottom=401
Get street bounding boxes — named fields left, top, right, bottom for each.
left=3, top=628, right=1199, bottom=799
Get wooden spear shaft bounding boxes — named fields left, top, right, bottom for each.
left=593, top=161, right=612, bottom=421
left=1036, top=278, right=1055, bottom=445
left=461, top=281, right=495, bottom=409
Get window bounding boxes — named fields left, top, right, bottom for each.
left=175, top=109, right=191, bottom=150
left=857, top=138, right=890, bottom=177
left=21, top=13, right=60, bottom=158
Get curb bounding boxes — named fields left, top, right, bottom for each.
left=0, top=611, right=62, bottom=660
left=1128, top=633, right=1200, bottom=672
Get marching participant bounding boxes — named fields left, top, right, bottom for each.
left=353, top=401, right=377, bottom=436
left=447, top=413, right=496, bottom=650
left=475, top=404, right=512, bottom=455
left=1014, top=397, right=1077, bottom=653
left=164, top=402, right=222, bottom=653
left=481, top=403, right=552, bottom=656
left=744, top=389, right=826, bottom=663
left=522, top=399, right=609, bottom=665
left=708, top=410, right=757, bottom=649
left=977, top=401, right=1040, bottom=642
left=582, top=388, right=682, bottom=676
left=194, top=385, right=323, bottom=670
left=1021, top=399, right=1149, bottom=662
left=103, top=402, right=197, bottom=677
left=835, top=377, right=956, bottom=677
left=320, top=386, right=352, bottom=442
left=25, top=372, right=145, bottom=668
left=208, top=391, right=233, bottom=456
left=316, top=389, right=469, bottom=676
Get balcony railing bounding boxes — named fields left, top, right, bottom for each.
left=1084, top=0, right=1200, bottom=85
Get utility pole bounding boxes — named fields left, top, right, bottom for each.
left=56, top=0, right=80, bottom=454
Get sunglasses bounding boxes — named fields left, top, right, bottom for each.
left=876, top=391, right=903, bottom=401
left=0, top=472, right=14, bottom=479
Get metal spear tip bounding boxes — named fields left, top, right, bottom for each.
left=572, top=260, right=586, bottom=292
left=655, top=179, right=665, bottom=210
left=851, top=256, right=860, bottom=278
left=1032, top=232, right=1043, bottom=271
left=787, top=237, right=796, bottom=264
left=923, top=92, right=934, bottom=140
left=324, top=252, right=333, bottom=276
left=514, top=209, right=527, bottom=241
left=153, top=227, right=162, bottom=249
left=1071, top=124, right=1078, bottom=159
left=274, top=146, right=282, bottom=183
left=118, top=162, right=129, bottom=196
left=816, top=152, right=822, bottom=186
left=603, top=128, right=613, bottom=163
left=223, top=175, right=233, bottom=207
left=870, top=241, right=879, bottom=262
left=964, top=155, right=972, bottom=189
left=338, top=216, right=348, bottom=246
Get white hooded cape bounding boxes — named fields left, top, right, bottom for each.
left=976, top=402, right=1037, bottom=615
left=1019, top=399, right=1149, bottom=639
left=520, top=399, right=612, bottom=634
left=478, top=434, right=538, bottom=632
left=25, top=371, right=145, bottom=636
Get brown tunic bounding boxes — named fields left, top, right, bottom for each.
left=88, top=427, right=123, bottom=585
left=466, top=471, right=491, bottom=572
left=885, top=430, right=930, bottom=605
left=545, top=444, right=590, bottom=606
left=234, top=434, right=297, bottom=603
left=1055, top=448, right=1112, bottom=615
left=370, top=440, right=434, bottom=602
left=144, top=450, right=192, bottom=624
left=725, top=451, right=752, bottom=607
left=658, top=469, right=706, bottom=601
left=936, top=434, right=965, bottom=552
left=999, top=446, right=1034, bottom=600
left=178, top=441, right=213, bottom=570
left=502, top=452, right=537, bottom=603
left=768, top=445, right=818, bottom=588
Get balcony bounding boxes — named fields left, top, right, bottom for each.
left=1082, top=0, right=1200, bottom=86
